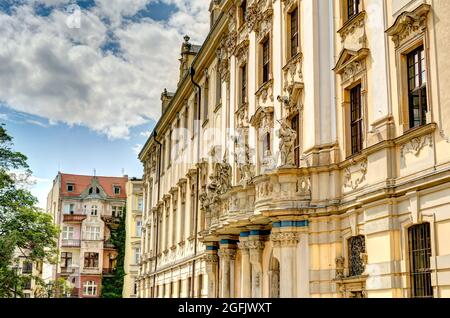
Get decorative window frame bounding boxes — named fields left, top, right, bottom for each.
left=386, top=4, right=432, bottom=135
left=399, top=191, right=437, bottom=298
left=339, top=0, right=364, bottom=26
left=334, top=48, right=370, bottom=158
left=282, top=0, right=300, bottom=62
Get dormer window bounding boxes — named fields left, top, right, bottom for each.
left=89, top=187, right=93, bottom=195
left=114, top=186, right=121, bottom=195
left=67, top=183, right=74, bottom=192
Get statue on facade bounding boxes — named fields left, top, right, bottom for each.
left=277, top=118, right=297, bottom=167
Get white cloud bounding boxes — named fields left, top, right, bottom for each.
left=0, top=0, right=210, bottom=139
left=132, top=143, right=143, bottom=155
left=0, top=113, right=7, bottom=121
left=140, top=130, right=152, bottom=138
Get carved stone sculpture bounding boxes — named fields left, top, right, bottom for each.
left=277, top=119, right=297, bottom=167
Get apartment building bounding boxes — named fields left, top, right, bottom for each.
left=46, top=173, right=127, bottom=298
left=123, top=178, right=144, bottom=298
left=137, top=0, right=450, bottom=298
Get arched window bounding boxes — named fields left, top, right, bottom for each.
left=83, top=281, right=97, bottom=296
left=409, top=223, right=433, bottom=298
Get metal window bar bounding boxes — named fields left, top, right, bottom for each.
left=409, top=223, right=433, bottom=298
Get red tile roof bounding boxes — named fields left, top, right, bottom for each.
left=60, top=173, right=128, bottom=199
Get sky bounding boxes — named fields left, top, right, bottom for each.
left=0, top=0, right=210, bottom=208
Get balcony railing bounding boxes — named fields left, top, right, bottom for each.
left=102, top=268, right=116, bottom=276
left=60, top=267, right=75, bottom=274
left=61, top=239, right=81, bottom=247
left=63, top=214, right=87, bottom=223
left=103, top=240, right=116, bottom=249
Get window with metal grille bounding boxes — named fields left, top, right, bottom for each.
left=350, top=84, right=363, bottom=155
left=262, top=38, right=270, bottom=84
left=348, top=235, right=366, bottom=277
left=407, top=46, right=427, bottom=129
left=291, top=114, right=300, bottom=167
left=409, top=223, right=433, bottom=298
left=347, top=0, right=360, bottom=20
left=290, top=7, right=299, bottom=58
left=241, top=64, right=247, bottom=105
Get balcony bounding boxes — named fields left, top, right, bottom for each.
left=103, top=240, right=116, bottom=249
left=63, top=214, right=87, bottom=223
left=60, top=267, right=75, bottom=275
left=101, top=215, right=121, bottom=229
left=102, top=268, right=116, bottom=277
left=61, top=239, right=81, bottom=248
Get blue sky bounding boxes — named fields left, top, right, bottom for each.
left=0, top=0, right=209, bottom=207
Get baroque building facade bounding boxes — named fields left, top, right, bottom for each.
left=46, top=173, right=128, bottom=298
left=137, top=0, right=450, bottom=298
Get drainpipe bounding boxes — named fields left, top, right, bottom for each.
left=152, top=130, right=162, bottom=298
left=190, top=66, right=201, bottom=298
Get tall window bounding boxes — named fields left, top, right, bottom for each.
left=85, top=226, right=100, bottom=240
left=67, top=183, right=74, bottom=192
left=347, top=0, right=360, bottom=20
left=289, top=7, right=299, bottom=58
left=407, top=46, right=428, bottom=129
left=167, top=132, right=172, bottom=168
left=241, top=64, right=247, bottom=105
left=240, top=0, right=247, bottom=26
left=64, top=203, right=75, bottom=214
left=22, top=261, right=33, bottom=274
left=262, top=38, right=270, bottom=84
left=160, top=142, right=165, bottom=176
left=112, top=206, right=123, bottom=218
left=190, top=184, right=196, bottom=236
left=292, top=114, right=300, bottom=166
left=409, top=223, right=433, bottom=298
left=263, top=132, right=271, bottom=154
left=83, top=281, right=97, bottom=296
left=172, top=197, right=177, bottom=246
left=348, top=235, right=366, bottom=277
left=216, top=68, right=222, bottom=105
left=137, top=197, right=144, bottom=211
left=180, top=185, right=186, bottom=241
left=62, top=226, right=74, bottom=240
left=61, top=252, right=72, bottom=269
left=187, top=277, right=192, bottom=298
left=84, top=252, right=99, bottom=268
left=178, top=280, right=182, bottom=298
left=136, top=219, right=142, bottom=237
left=165, top=206, right=170, bottom=250
left=197, top=274, right=203, bottom=298
left=203, top=81, right=209, bottom=122
left=350, top=84, right=363, bottom=155
left=91, top=205, right=98, bottom=216
left=134, top=247, right=141, bottom=265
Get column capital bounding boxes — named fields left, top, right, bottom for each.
left=270, top=231, right=301, bottom=247
left=218, top=248, right=237, bottom=261
left=204, top=253, right=219, bottom=264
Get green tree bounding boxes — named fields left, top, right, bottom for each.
left=0, top=124, right=59, bottom=297
left=101, top=209, right=126, bottom=298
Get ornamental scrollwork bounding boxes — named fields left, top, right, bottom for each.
left=400, top=134, right=433, bottom=158
left=343, top=160, right=368, bottom=191
left=270, top=231, right=300, bottom=246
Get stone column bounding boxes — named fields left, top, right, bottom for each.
left=248, top=240, right=265, bottom=298
left=238, top=241, right=252, bottom=298
left=204, top=253, right=219, bottom=298
left=218, top=247, right=236, bottom=298
left=270, top=231, right=300, bottom=298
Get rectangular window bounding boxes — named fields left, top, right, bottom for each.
left=62, top=226, right=74, bottom=240
left=216, top=68, right=222, bottom=105
left=85, top=226, right=100, bottom=241
left=91, top=205, right=98, bottom=216
left=262, top=38, right=270, bottom=84
left=134, top=247, right=141, bottom=265
left=160, top=142, right=165, bottom=176
left=64, top=203, right=75, bottom=214
left=240, top=0, right=247, bottom=25
left=203, top=81, right=209, bottom=122
left=409, top=223, right=433, bottom=298
left=84, top=252, right=99, bottom=268
left=292, top=114, right=300, bottom=167
left=350, top=84, right=363, bottom=155
left=241, top=64, right=247, bottom=105
left=290, top=7, right=299, bottom=58
left=137, top=197, right=144, bottom=211
left=407, top=46, right=427, bottom=129
left=83, top=281, right=97, bottom=296
left=114, top=186, right=121, bottom=195
left=22, top=261, right=33, bottom=274
left=136, top=220, right=142, bottom=237
left=24, top=277, right=32, bottom=290
left=347, top=0, right=360, bottom=20
left=197, top=274, right=203, bottom=298
left=167, top=132, right=172, bottom=167
left=67, top=183, right=74, bottom=192
left=61, top=252, right=73, bottom=268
